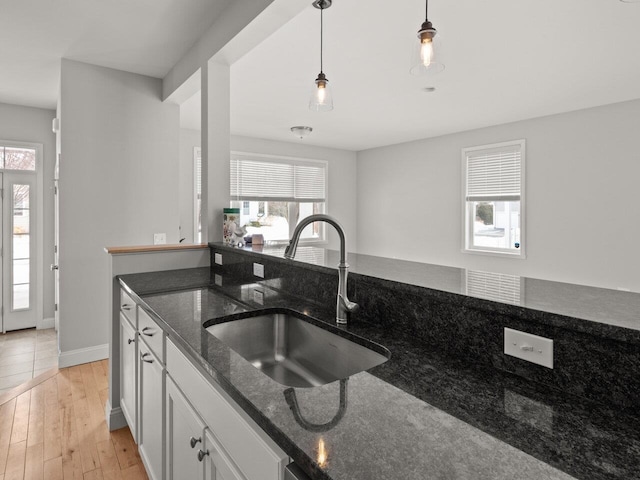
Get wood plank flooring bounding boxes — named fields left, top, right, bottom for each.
left=0, top=360, right=148, bottom=480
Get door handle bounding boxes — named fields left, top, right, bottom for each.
left=197, top=450, right=210, bottom=462
left=50, top=264, right=59, bottom=271
left=190, top=436, right=201, bottom=448
left=140, top=352, right=153, bottom=363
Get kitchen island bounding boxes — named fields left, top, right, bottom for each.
left=113, top=245, right=640, bottom=480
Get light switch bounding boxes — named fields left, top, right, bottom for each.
left=153, top=233, right=166, bottom=245
left=504, top=327, right=553, bottom=369
left=253, top=263, right=264, bottom=278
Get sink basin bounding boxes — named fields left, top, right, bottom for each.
left=205, top=309, right=390, bottom=387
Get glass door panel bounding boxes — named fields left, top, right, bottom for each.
left=2, top=173, right=36, bottom=331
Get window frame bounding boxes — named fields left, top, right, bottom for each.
left=230, top=151, right=329, bottom=245
left=461, top=139, right=526, bottom=258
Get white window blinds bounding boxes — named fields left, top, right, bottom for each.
left=465, top=142, right=523, bottom=201
left=230, top=153, right=326, bottom=202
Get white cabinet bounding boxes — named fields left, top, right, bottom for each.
left=166, top=376, right=245, bottom=480
left=166, top=376, right=205, bottom=480
left=203, top=428, right=245, bottom=480
left=119, top=313, right=137, bottom=440
left=138, top=337, right=165, bottom=480
left=166, top=340, right=288, bottom=480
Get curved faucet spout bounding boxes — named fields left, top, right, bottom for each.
left=284, top=214, right=357, bottom=325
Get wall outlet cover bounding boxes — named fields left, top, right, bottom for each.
left=504, top=327, right=553, bottom=369
left=253, top=263, right=264, bottom=278
left=214, top=253, right=223, bottom=265
left=153, top=233, right=166, bottom=245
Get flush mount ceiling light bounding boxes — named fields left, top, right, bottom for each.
left=410, top=0, right=445, bottom=76
left=309, top=0, right=334, bottom=112
left=291, top=126, right=313, bottom=139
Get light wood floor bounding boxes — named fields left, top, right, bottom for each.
left=0, top=360, right=148, bottom=480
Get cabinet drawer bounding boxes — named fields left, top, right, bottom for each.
left=166, top=340, right=287, bottom=480
left=120, top=289, right=136, bottom=325
left=138, top=308, right=164, bottom=363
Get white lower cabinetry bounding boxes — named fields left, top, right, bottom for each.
left=166, top=339, right=288, bottom=480
left=138, top=339, right=165, bottom=480
left=167, top=377, right=245, bottom=480
left=119, top=313, right=137, bottom=440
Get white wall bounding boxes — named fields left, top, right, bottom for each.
left=356, top=99, right=640, bottom=292
left=0, top=103, right=56, bottom=323
left=231, top=135, right=358, bottom=252
left=59, top=59, right=180, bottom=359
left=179, top=128, right=201, bottom=243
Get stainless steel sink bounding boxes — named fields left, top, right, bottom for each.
left=205, top=309, right=390, bottom=388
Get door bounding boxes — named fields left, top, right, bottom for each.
left=166, top=376, right=205, bottom=480
left=53, top=176, right=59, bottom=331
left=203, top=428, right=245, bottom=480
left=2, top=172, right=37, bottom=332
left=138, top=340, right=164, bottom=480
left=120, top=314, right=137, bottom=440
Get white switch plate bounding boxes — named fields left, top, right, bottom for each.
left=504, top=327, right=553, bottom=369
left=253, top=289, right=264, bottom=305
left=253, top=263, right=264, bottom=278
left=153, top=233, right=166, bottom=245
left=214, top=253, right=223, bottom=265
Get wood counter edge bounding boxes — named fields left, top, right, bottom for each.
left=105, top=244, right=208, bottom=255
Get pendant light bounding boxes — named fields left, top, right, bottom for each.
left=410, top=0, right=444, bottom=76
left=309, top=0, right=334, bottom=112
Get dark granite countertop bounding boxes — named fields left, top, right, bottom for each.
left=119, top=267, right=640, bottom=480
left=211, top=243, right=640, bottom=342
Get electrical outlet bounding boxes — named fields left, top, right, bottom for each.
left=214, top=253, right=223, bottom=265
left=214, top=274, right=222, bottom=286
left=504, top=328, right=553, bottom=369
left=153, top=233, right=166, bottom=245
left=253, top=289, right=264, bottom=305
left=253, top=263, right=264, bottom=278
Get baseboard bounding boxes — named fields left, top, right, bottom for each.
left=105, top=401, right=128, bottom=431
left=37, top=317, right=55, bottom=330
left=58, top=343, right=109, bottom=368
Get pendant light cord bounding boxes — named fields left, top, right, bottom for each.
left=425, top=0, right=429, bottom=20
left=320, top=5, right=324, bottom=73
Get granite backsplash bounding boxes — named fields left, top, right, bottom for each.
left=209, top=244, right=640, bottom=413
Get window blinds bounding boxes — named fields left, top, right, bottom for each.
left=465, top=144, right=522, bottom=201
left=230, top=153, right=326, bottom=202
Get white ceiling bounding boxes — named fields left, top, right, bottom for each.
left=220, top=0, right=640, bottom=151
left=0, top=0, right=232, bottom=109
left=2, top=0, right=639, bottom=152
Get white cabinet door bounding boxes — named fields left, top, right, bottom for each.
left=203, top=429, right=245, bottom=480
left=166, top=377, right=205, bottom=480
left=120, top=314, right=137, bottom=440
left=138, top=340, right=164, bottom=480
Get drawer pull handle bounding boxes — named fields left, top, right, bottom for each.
left=197, top=450, right=209, bottom=462
left=190, top=436, right=201, bottom=448
left=141, top=352, right=153, bottom=363
left=127, top=338, right=134, bottom=345
left=142, top=327, right=155, bottom=336
left=122, top=304, right=132, bottom=311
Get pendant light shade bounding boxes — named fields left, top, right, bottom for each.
left=309, top=0, right=334, bottom=111
left=410, top=0, right=444, bottom=76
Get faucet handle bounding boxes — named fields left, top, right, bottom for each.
left=339, top=295, right=359, bottom=313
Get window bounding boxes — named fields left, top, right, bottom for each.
left=230, top=153, right=327, bottom=243
left=462, top=140, right=525, bottom=256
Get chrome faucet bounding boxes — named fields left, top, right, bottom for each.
left=284, top=214, right=359, bottom=325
